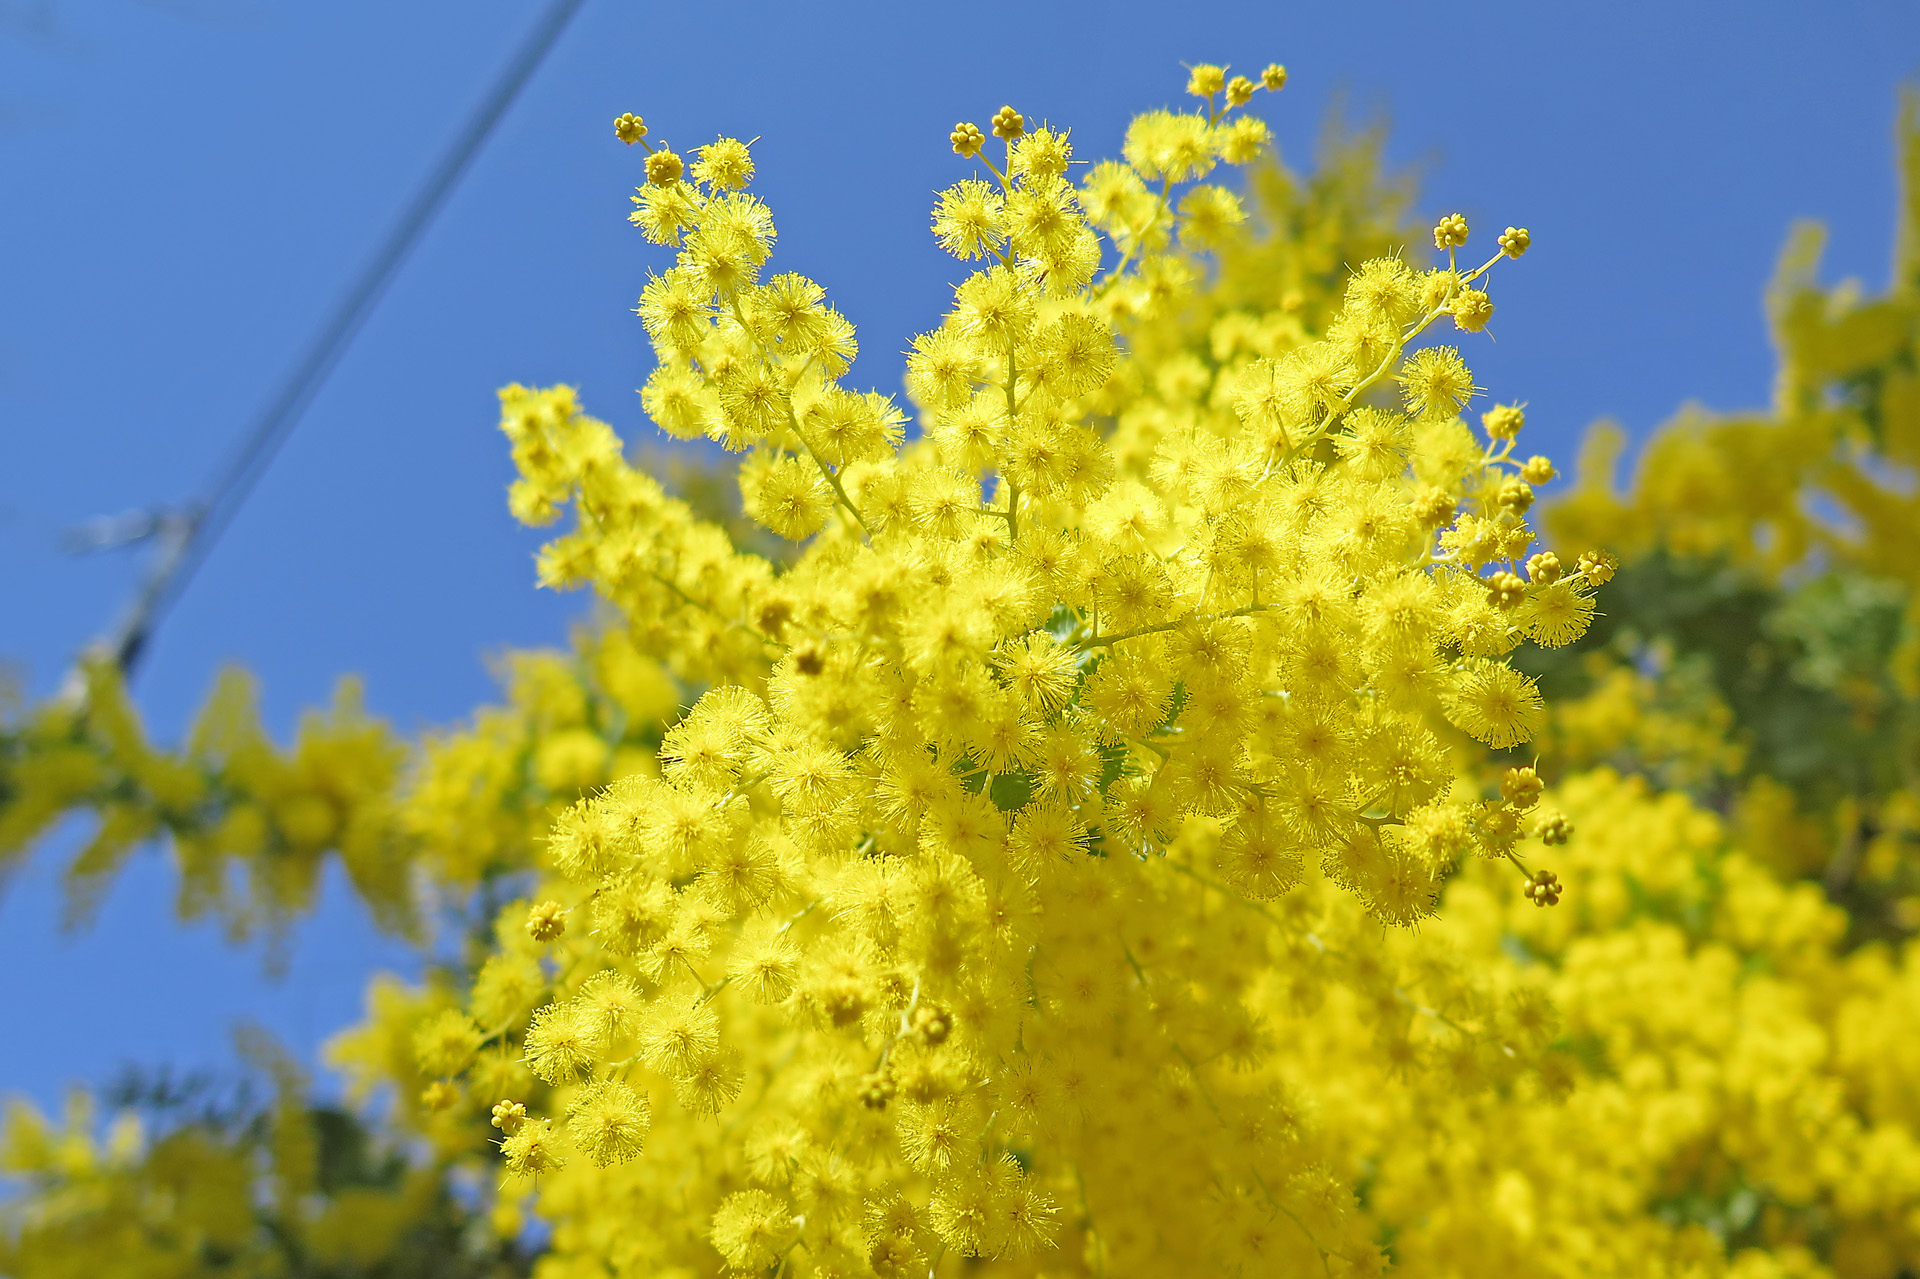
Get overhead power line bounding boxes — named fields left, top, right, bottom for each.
left=83, top=0, right=587, bottom=680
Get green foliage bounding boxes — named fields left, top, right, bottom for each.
left=1523, top=553, right=1914, bottom=812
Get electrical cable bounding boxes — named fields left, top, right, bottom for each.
left=92, top=0, right=587, bottom=678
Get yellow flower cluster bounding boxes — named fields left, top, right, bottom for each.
left=0, top=660, right=409, bottom=946
left=15, top=64, right=1920, bottom=1279
left=1280, top=767, right=1920, bottom=1278
left=1538, top=91, right=1920, bottom=925
left=0, top=624, right=684, bottom=948
left=379, top=71, right=1608, bottom=1276
left=0, top=1032, right=505, bottom=1279
left=402, top=630, right=683, bottom=889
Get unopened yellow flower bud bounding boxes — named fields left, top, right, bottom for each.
left=613, top=113, right=647, bottom=145
left=1186, top=64, right=1226, bottom=99
left=1499, top=225, right=1531, bottom=258
left=991, top=105, right=1025, bottom=140
left=859, top=1067, right=896, bottom=1111
left=1485, top=571, right=1526, bottom=610
left=1537, top=811, right=1573, bottom=846
left=1501, top=765, right=1543, bottom=809
left=1433, top=213, right=1470, bottom=250
left=1497, top=479, right=1534, bottom=514
left=1578, top=549, right=1618, bottom=586
left=1452, top=288, right=1494, bottom=333
left=911, top=1004, right=953, bottom=1046
left=526, top=900, right=569, bottom=942
left=949, top=122, right=985, bottom=158
left=1226, top=75, right=1255, bottom=107
left=1526, top=551, right=1562, bottom=584
left=1520, top=455, right=1556, bottom=484
left=491, top=1099, right=528, bottom=1135
left=1261, top=63, right=1288, bottom=91
left=1481, top=403, right=1524, bottom=441
left=644, top=149, right=683, bottom=186
left=1523, top=868, right=1562, bottom=906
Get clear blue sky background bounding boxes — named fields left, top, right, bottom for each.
left=3, top=0, right=1918, bottom=1114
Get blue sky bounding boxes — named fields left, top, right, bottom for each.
left=3, top=0, right=1918, bottom=1112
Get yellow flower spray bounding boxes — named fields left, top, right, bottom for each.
left=408, top=64, right=1599, bottom=1275
left=11, top=62, right=1920, bottom=1279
